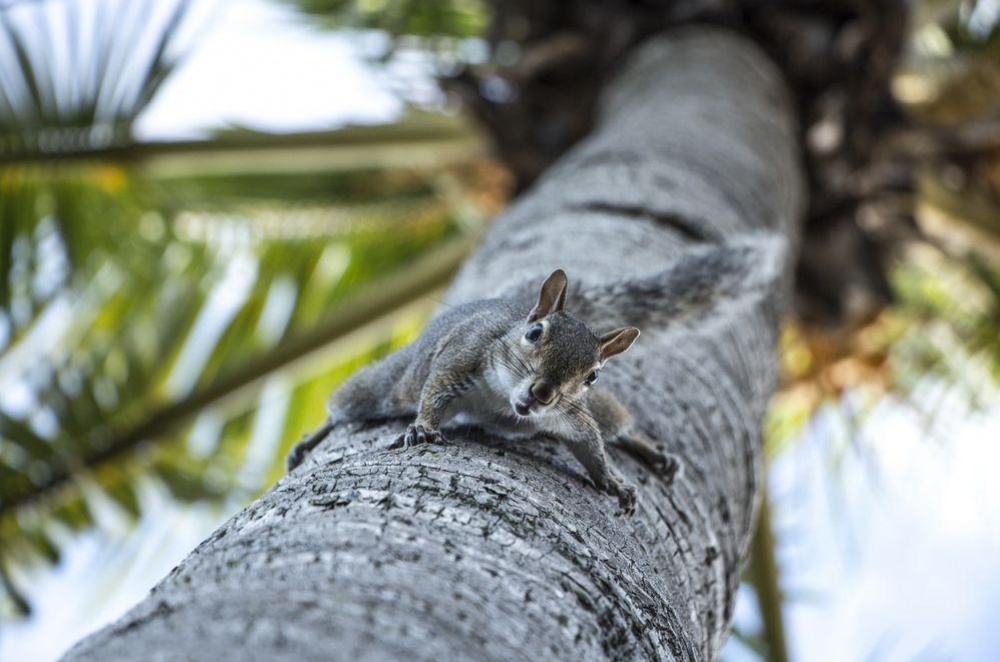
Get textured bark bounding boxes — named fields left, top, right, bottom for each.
left=65, top=28, right=803, bottom=662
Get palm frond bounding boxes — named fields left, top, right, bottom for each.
left=285, top=0, right=486, bottom=41
left=0, top=149, right=494, bottom=616
left=0, top=0, right=194, bottom=157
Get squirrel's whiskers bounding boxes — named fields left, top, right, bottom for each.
left=288, top=240, right=777, bottom=513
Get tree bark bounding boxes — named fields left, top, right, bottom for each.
left=64, top=27, right=803, bottom=662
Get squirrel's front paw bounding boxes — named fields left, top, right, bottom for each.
left=602, top=476, right=637, bottom=516
left=389, top=424, right=447, bottom=450
left=615, top=484, right=637, bottom=516
left=650, top=451, right=680, bottom=483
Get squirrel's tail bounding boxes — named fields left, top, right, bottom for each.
left=577, top=235, right=789, bottom=330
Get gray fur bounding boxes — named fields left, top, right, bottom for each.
left=287, top=272, right=670, bottom=513
left=284, top=237, right=782, bottom=503
left=482, top=235, right=788, bottom=334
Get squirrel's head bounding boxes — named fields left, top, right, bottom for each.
left=498, top=269, right=639, bottom=419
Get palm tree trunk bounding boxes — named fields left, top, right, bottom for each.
left=64, top=27, right=804, bottom=661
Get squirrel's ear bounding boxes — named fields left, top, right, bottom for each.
left=598, top=327, right=640, bottom=361
left=527, top=269, right=568, bottom=322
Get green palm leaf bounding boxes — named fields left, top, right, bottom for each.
left=0, top=0, right=194, bottom=156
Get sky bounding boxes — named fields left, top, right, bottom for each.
left=721, top=385, right=1000, bottom=662
left=134, top=0, right=403, bottom=140
left=772, top=390, right=1000, bottom=661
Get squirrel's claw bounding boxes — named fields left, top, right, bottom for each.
left=616, top=485, right=637, bottom=516
left=595, top=473, right=638, bottom=517
left=650, top=452, right=680, bottom=483
left=603, top=477, right=637, bottom=516
left=389, top=424, right=447, bottom=450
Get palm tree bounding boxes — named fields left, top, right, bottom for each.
left=4, top=0, right=1000, bottom=658
left=62, top=28, right=802, bottom=659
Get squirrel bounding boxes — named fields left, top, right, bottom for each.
left=287, top=238, right=784, bottom=515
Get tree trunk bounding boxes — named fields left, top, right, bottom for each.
left=64, top=27, right=803, bottom=662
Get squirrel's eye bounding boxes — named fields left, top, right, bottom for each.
left=525, top=325, right=543, bottom=343
left=585, top=370, right=599, bottom=386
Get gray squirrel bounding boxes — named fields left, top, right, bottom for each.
left=287, top=238, right=783, bottom=515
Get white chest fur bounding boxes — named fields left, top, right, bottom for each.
left=447, top=367, right=536, bottom=438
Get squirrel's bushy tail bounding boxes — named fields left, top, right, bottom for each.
left=577, top=235, right=789, bottom=330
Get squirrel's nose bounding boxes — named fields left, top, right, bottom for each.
left=530, top=383, right=553, bottom=404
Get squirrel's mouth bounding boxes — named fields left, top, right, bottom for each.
left=513, top=393, right=555, bottom=417
left=513, top=391, right=544, bottom=417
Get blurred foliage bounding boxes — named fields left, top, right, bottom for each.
left=740, top=2, right=1000, bottom=658
left=761, top=0, right=1000, bottom=454
left=0, top=150, right=500, bottom=616
left=0, top=0, right=194, bottom=157
left=285, top=0, right=486, bottom=42
left=279, top=0, right=489, bottom=106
